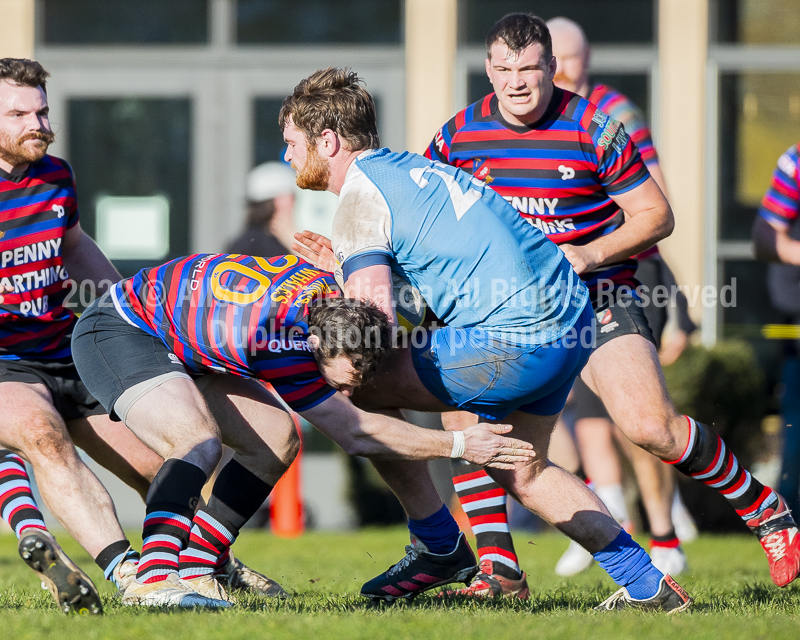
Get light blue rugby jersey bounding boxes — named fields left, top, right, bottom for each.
left=331, top=148, right=588, bottom=345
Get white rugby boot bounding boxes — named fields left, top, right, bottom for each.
left=119, top=573, right=231, bottom=608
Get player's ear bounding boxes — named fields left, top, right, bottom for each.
left=484, top=57, right=492, bottom=79
left=319, top=129, right=340, bottom=157
left=307, top=334, right=321, bottom=351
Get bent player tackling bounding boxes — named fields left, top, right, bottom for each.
left=71, top=254, right=532, bottom=607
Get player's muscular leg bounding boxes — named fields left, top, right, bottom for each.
left=581, top=334, right=684, bottom=537
left=122, top=377, right=223, bottom=475
left=198, top=376, right=299, bottom=486
left=0, top=382, right=126, bottom=557
left=485, top=411, right=621, bottom=553
left=581, top=334, right=688, bottom=461
left=67, top=414, right=163, bottom=500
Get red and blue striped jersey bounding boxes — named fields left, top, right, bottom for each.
left=426, top=88, right=650, bottom=290
left=759, top=143, right=800, bottom=228
left=588, top=84, right=662, bottom=263
left=0, top=155, right=79, bottom=360
left=110, top=253, right=340, bottom=412
left=588, top=84, right=658, bottom=167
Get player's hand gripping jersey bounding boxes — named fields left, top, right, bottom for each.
left=110, top=253, right=339, bottom=411
left=0, top=156, right=81, bottom=360
left=426, top=88, right=650, bottom=292
left=332, top=148, right=588, bottom=345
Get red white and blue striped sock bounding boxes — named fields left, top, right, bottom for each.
left=136, top=459, right=207, bottom=584
left=451, top=461, right=521, bottom=579
left=179, top=509, right=236, bottom=579
left=668, top=417, right=776, bottom=521
left=0, top=450, right=47, bottom=538
left=178, top=459, right=273, bottom=579
left=137, top=511, right=194, bottom=583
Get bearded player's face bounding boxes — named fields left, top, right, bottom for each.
left=485, top=42, right=557, bottom=127
left=0, top=80, right=54, bottom=172
left=283, top=120, right=330, bottom=191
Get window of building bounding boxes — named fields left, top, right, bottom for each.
left=462, top=0, right=655, bottom=45
left=253, top=98, right=287, bottom=166
left=68, top=98, right=192, bottom=277
left=718, top=73, right=800, bottom=241
left=236, top=0, right=402, bottom=45
left=42, top=0, right=209, bottom=45
left=712, top=0, right=800, bottom=44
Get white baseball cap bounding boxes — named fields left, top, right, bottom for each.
left=246, top=162, right=297, bottom=203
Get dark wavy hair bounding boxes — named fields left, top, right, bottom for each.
left=307, top=297, right=392, bottom=384
left=0, top=58, right=50, bottom=92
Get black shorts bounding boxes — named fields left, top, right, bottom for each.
left=72, top=293, right=191, bottom=422
left=633, top=258, right=667, bottom=349
left=0, top=356, right=104, bottom=421
left=591, top=283, right=656, bottom=351
left=570, top=283, right=657, bottom=422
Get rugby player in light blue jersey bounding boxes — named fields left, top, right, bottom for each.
left=285, top=68, right=693, bottom=611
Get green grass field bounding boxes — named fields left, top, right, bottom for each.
left=0, top=528, right=798, bottom=640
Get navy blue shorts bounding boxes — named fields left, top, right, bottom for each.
left=411, top=303, right=594, bottom=421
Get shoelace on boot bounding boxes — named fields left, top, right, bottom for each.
left=762, top=532, right=788, bottom=561
left=387, top=545, right=420, bottom=576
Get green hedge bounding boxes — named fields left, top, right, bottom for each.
left=663, top=339, right=766, bottom=465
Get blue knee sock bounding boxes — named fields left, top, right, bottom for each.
left=593, top=530, right=664, bottom=600
left=407, top=504, right=460, bottom=554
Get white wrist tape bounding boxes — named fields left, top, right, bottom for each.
left=450, top=430, right=466, bottom=459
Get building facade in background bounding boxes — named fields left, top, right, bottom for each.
left=9, top=0, right=798, bottom=402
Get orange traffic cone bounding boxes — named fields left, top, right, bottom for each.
left=270, top=413, right=304, bottom=538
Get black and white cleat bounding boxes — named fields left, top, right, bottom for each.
left=18, top=529, right=103, bottom=615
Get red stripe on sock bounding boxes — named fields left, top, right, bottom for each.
left=721, top=467, right=747, bottom=496
left=736, top=486, right=774, bottom=516
left=137, top=556, right=179, bottom=572
left=459, top=488, right=507, bottom=503
left=0, top=469, right=26, bottom=480
left=690, top=435, right=723, bottom=478
left=18, top=523, right=47, bottom=534
left=477, top=546, right=519, bottom=563
left=468, top=513, right=509, bottom=526
left=6, top=503, right=38, bottom=522
left=144, top=517, right=191, bottom=532
left=453, top=470, right=492, bottom=484
left=189, top=531, right=219, bottom=554
left=196, top=516, right=232, bottom=545
left=141, top=574, right=170, bottom=584
left=142, top=539, right=181, bottom=553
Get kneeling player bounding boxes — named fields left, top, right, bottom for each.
left=71, top=254, right=533, bottom=608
